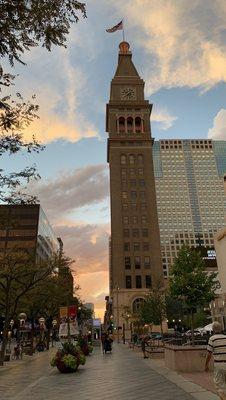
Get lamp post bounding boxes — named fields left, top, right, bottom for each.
left=52, top=319, right=57, bottom=347
left=116, top=286, right=120, bottom=343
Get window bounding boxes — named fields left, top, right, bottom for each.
left=136, top=275, right=142, bottom=288
left=130, top=179, right=136, bottom=187
left=135, top=117, right=142, bottom=133
left=132, top=216, right=138, bottom=224
left=146, top=275, right=152, bottom=289
left=120, top=154, right=126, bottom=164
left=130, top=168, right=135, bottom=176
left=135, top=256, right=141, bottom=269
left=125, top=257, right=131, bottom=269
left=131, top=203, right=137, bottom=211
left=138, top=154, right=144, bottom=164
left=131, top=191, right=137, bottom=200
left=132, top=298, right=145, bottom=313
left=129, top=154, right=135, bottom=164
left=139, top=179, right=145, bottom=187
left=134, top=242, right=140, bottom=251
left=122, top=191, right=127, bottom=199
left=143, top=243, right=149, bottom=251
left=132, top=229, right=139, bottom=238
left=138, top=168, right=144, bottom=175
left=124, top=243, right=130, bottom=251
left=122, top=203, right=128, bottom=210
left=121, top=168, right=126, bottom=177
left=123, top=216, right=129, bottom=224
left=140, top=191, right=145, bottom=200
left=141, top=215, right=147, bottom=224
left=144, top=256, right=150, bottom=268
left=123, top=229, right=130, bottom=238
left=127, top=117, right=133, bottom=133
left=119, top=117, right=125, bottom=132
left=126, top=275, right=132, bottom=289
left=142, top=229, right=148, bottom=237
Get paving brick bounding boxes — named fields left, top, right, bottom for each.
left=0, top=344, right=206, bottom=400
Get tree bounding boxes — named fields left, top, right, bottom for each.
left=139, top=287, right=166, bottom=336
left=0, top=87, right=44, bottom=203
left=0, top=0, right=86, bottom=66
left=0, top=0, right=86, bottom=204
left=170, top=245, right=217, bottom=345
left=0, top=251, right=56, bottom=365
left=21, top=254, right=77, bottom=319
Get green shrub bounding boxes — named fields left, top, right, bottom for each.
left=62, top=354, right=78, bottom=370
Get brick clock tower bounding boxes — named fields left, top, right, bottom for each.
left=106, top=42, right=163, bottom=336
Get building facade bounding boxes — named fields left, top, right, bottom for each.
left=153, top=139, right=226, bottom=277
left=106, top=42, right=163, bottom=332
left=0, top=204, right=59, bottom=260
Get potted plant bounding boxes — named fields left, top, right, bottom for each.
left=51, top=342, right=86, bottom=373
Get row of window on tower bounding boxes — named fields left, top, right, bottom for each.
left=123, top=215, right=148, bottom=225
left=125, top=275, right=152, bottom=289
left=120, top=154, right=144, bottom=165
left=122, top=191, right=146, bottom=200
left=122, top=202, right=147, bottom=211
left=124, top=242, right=150, bottom=252
left=125, top=255, right=151, bottom=269
left=124, top=228, right=149, bottom=238
left=117, top=116, right=143, bottom=134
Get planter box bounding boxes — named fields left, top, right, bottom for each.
left=165, top=345, right=213, bottom=372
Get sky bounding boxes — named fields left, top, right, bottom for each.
left=3, top=0, right=226, bottom=318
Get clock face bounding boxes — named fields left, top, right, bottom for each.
left=120, top=87, right=136, bottom=101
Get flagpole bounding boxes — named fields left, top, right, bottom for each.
left=122, top=19, right=125, bottom=41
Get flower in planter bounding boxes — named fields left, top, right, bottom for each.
left=50, top=342, right=84, bottom=373
left=62, top=354, right=78, bottom=370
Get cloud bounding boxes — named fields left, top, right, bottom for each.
left=152, top=108, right=177, bottom=130
left=29, top=164, right=109, bottom=221
left=55, top=223, right=110, bottom=275
left=77, top=272, right=109, bottom=317
left=110, top=0, right=226, bottom=93
left=208, top=109, right=226, bottom=140
left=13, top=45, right=98, bottom=144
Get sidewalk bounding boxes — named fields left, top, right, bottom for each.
left=130, top=345, right=218, bottom=400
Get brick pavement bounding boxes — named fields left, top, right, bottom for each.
left=0, top=344, right=217, bottom=400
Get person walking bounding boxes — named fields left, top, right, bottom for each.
left=141, top=335, right=149, bottom=359
left=205, top=321, right=226, bottom=400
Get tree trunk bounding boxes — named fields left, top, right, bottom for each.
left=0, top=318, right=9, bottom=366
left=191, top=310, right=195, bottom=347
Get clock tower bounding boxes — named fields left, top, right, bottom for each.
left=106, top=42, right=163, bottom=336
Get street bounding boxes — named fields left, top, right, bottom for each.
left=0, top=344, right=200, bottom=400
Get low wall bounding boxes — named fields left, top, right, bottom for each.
left=165, top=345, right=213, bottom=372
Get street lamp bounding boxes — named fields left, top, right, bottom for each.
left=116, top=286, right=120, bottom=343
left=51, top=319, right=58, bottom=347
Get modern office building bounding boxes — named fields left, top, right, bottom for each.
left=0, top=204, right=59, bottom=260
left=106, top=41, right=163, bottom=332
left=153, top=139, right=226, bottom=277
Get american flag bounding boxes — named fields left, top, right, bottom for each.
left=106, top=20, right=123, bottom=33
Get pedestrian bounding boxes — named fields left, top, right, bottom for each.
left=205, top=321, right=226, bottom=400
left=141, top=335, right=148, bottom=359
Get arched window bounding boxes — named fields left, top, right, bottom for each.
left=129, top=154, right=135, bottom=164
left=135, top=117, right=142, bottom=133
left=120, top=154, right=126, bottom=164
left=138, top=154, right=144, bottom=165
left=132, top=298, right=145, bottom=313
left=127, top=117, right=133, bottom=133
left=119, top=117, right=125, bottom=133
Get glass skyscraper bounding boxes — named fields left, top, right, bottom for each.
left=153, top=139, right=226, bottom=277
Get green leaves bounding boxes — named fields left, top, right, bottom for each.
left=170, top=245, right=217, bottom=310
left=0, top=0, right=87, bottom=66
